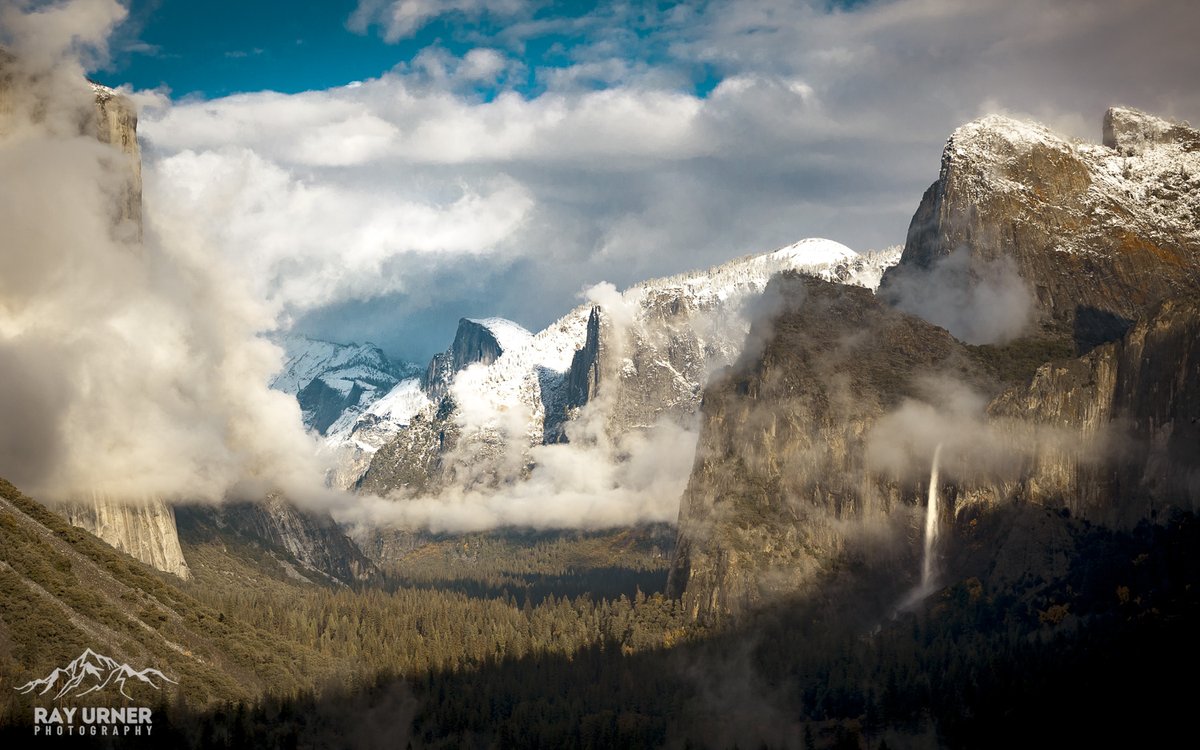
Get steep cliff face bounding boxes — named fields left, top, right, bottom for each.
left=420, top=318, right=531, bottom=403
left=421, top=352, right=455, bottom=404
left=977, top=296, right=1200, bottom=525
left=668, top=274, right=985, bottom=623
left=89, top=83, right=142, bottom=238
left=674, top=110, right=1200, bottom=624
left=63, top=494, right=191, bottom=580
left=176, top=494, right=375, bottom=584
left=0, top=55, right=194, bottom=578
left=545, top=306, right=603, bottom=442
left=452, top=318, right=526, bottom=371
left=880, top=109, right=1200, bottom=350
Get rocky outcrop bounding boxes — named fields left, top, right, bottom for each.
left=451, top=318, right=507, bottom=371
left=1104, top=106, right=1200, bottom=154
left=177, top=494, right=375, bottom=584
left=421, top=352, right=455, bottom=404
left=975, top=296, right=1200, bottom=526
left=668, top=274, right=986, bottom=624
left=420, top=318, right=531, bottom=404
left=545, top=306, right=603, bottom=442
left=63, top=494, right=190, bottom=579
left=880, top=109, right=1200, bottom=351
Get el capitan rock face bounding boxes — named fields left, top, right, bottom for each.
left=880, top=108, right=1200, bottom=351
left=1, top=56, right=183, bottom=576
left=64, top=495, right=191, bottom=580
left=89, top=83, right=142, bottom=238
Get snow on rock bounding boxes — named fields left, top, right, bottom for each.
left=882, top=107, right=1200, bottom=348
left=270, top=335, right=419, bottom=435
left=354, top=239, right=903, bottom=497
left=467, top=317, right=533, bottom=355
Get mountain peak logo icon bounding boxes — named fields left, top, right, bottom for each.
left=14, top=649, right=177, bottom=701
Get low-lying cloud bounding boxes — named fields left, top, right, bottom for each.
left=882, top=249, right=1035, bottom=345
left=865, top=374, right=1113, bottom=487
left=340, top=418, right=699, bottom=533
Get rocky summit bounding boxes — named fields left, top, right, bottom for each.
left=671, top=108, right=1200, bottom=623
left=880, top=108, right=1200, bottom=351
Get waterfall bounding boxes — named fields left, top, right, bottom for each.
left=921, top=443, right=944, bottom=591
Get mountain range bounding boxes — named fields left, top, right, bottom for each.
left=3, top=51, right=1199, bottom=745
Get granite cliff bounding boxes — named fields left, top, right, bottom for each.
left=667, top=274, right=986, bottom=623
left=672, top=109, right=1200, bottom=622
left=64, top=494, right=191, bottom=580
left=880, top=108, right=1200, bottom=350
left=176, top=494, right=375, bottom=584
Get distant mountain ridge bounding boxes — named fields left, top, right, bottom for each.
left=354, top=239, right=902, bottom=511
left=271, top=336, right=421, bottom=435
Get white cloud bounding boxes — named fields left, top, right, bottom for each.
left=131, top=0, right=1200, bottom=363
left=148, top=146, right=535, bottom=315
left=0, top=18, right=324, bottom=503
left=348, top=0, right=531, bottom=43
left=0, top=0, right=126, bottom=72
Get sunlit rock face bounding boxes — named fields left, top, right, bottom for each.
left=880, top=109, right=1200, bottom=351
left=65, top=495, right=191, bottom=579
left=89, top=82, right=142, bottom=238
left=672, top=110, right=1200, bottom=624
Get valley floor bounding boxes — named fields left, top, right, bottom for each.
left=4, top=478, right=1198, bottom=749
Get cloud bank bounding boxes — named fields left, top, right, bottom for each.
left=131, top=0, right=1200, bottom=361
left=0, top=0, right=323, bottom=503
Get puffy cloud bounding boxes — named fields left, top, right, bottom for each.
left=0, top=0, right=126, bottom=72
left=148, top=145, right=534, bottom=315
left=0, top=10, right=324, bottom=503
left=135, top=0, right=1199, bottom=364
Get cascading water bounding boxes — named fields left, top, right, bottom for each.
left=921, top=443, right=944, bottom=591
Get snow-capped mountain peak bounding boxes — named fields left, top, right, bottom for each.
left=269, top=334, right=421, bottom=435
left=465, top=317, right=532, bottom=355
